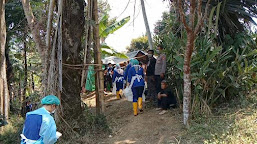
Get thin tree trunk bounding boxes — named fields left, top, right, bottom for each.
left=176, top=0, right=210, bottom=127
left=93, top=0, right=105, bottom=114
left=21, top=0, right=45, bottom=62
left=0, top=0, right=9, bottom=119
left=81, top=0, right=92, bottom=87
left=46, top=0, right=55, bottom=51
left=140, top=0, right=153, bottom=50
left=21, top=0, right=49, bottom=97
left=23, top=32, right=28, bottom=102
left=183, top=32, right=194, bottom=127
left=30, top=63, right=35, bottom=91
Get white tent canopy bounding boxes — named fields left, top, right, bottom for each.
left=102, top=50, right=146, bottom=64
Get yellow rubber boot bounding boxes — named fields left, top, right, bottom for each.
left=138, top=97, right=143, bottom=112
left=116, top=92, right=120, bottom=99
left=119, top=89, right=123, bottom=97
left=133, top=102, right=138, bottom=116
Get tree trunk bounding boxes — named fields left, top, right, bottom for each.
left=183, top=32, right=194, bottom=127
left=93, top=0, right=105, bottom=114
left=140, top=0, right=153, bottom=50
left=0, top=0, right=9, bottom=119
left=0, top=0, right=10, bottom=118
left=61, top=0, right=85, bottom=119
left=23, top=33, right=28, bottom=102
left=30, top=63, right=35, bottom=91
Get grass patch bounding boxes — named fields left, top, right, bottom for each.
left=182, top=94, right=257, bottom=144
left=0, top=115, right=24, bottom=144
left=57, top=105, right=111, bottom=144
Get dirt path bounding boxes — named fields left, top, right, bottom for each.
left=98, top=95, right=185, bottom=144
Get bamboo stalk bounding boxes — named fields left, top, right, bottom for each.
left=81, top=0, right=92, bottom=87
left=93, top=0, right=105, bottom=114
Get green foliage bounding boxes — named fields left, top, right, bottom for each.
left=100, top=15, right=130, bottom=38
left=101, top=44, right=128, bottom=59
left=98, top=12, right=129, bottom=58
left=182, top=94, right=257, bottom=143
left=155, top=11, right=257, bottom=116
left=58, top=105, right=111, bottom=143
left=126, top=35, right=149, bottom=52
left=205, top=0, right=257, bottom=42
left=0, top=115, right=8, bottom=127
left=0, top=115, right=24, bottom=144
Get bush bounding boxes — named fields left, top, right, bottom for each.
left=0, top=115, right=24, bottom=144
left=154, top=11, right=257, bottom=116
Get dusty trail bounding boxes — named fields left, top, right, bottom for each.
left=98, top=95, right=185, bottom=144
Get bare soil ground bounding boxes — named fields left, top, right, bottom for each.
left=83, top=93, right=185, bottom=144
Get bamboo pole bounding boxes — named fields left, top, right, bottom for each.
left=81, top=0, right=92, bottom=87
left=93, top=0, right=104, bottom=114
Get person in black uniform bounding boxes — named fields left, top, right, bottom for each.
left=157, top=80, right=177, bottom=115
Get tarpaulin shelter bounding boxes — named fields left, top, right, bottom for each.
left=101, top=50, right=148, bottom=66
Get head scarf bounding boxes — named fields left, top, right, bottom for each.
left=130, top=59, right=140, bottom=72
left=130, top=59, right=139, bottom=66
left=115, top=64, right=123, bottom=75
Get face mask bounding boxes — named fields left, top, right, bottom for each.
left=156, top=50, right=160, bottom=54
left=148, top=54, right=153, bottom=58
left=51, top=109, right=56, bottom=114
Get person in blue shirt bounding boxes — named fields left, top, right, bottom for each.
left=112, top=64, right=124, bottom=99
left=128, top=59, right=145, bottom=116
left=124, top=59, right=133, bottom=84
left=21, top=95, right=61, bottom=144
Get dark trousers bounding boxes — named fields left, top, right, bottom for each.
left=146, top=76, right=156, bottom=100
left=155, top=75, right=163, bottom=94
left=155, top=75, right=163, bottom=106
left=132, top=86, right=144, bottom=102
left=116, top=81, right=124, bottom=91
left=158, top=97, right=172, bottom=110
left=104, top=75, right=112, bottom=90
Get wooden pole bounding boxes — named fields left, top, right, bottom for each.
left=140, top=0, right=153, bottom=50
left=81, top=0, right=92, bottom=87
left=93, top=0, right=104, bottom=114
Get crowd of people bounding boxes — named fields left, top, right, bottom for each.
left=104, top=45, right=177, bottom=116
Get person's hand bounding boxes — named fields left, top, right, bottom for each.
left=158, top=93, right=161, bottom=99
left=160, top=73, right=164, bottom=79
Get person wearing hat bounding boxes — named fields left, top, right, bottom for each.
left=127, top=59, right=145, bottom=116
left=20, top=95, right=62, bottom=144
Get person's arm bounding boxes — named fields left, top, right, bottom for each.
left=41, top=116, right=58, bottom=144
left=160, top=94, right=168, bottom=97
left=160, top=55, right=166, bottom=78
left=142, top=67, right=145, bottom=78
left=112, top=71, right=116, bottom=82
left=128, top=67, right=133, bottom=84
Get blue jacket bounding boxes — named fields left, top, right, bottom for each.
left=128, top=65, right=145, bottom=88
left=112, top=69, right=124, bottom=83
left=21, top=107, right=57, bottom=144
left=124, top=64, right=131, bottom=81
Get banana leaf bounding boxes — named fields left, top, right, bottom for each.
left=101, top=44, right=128, bottom=59
left=100, top=16, right=130, bottom=38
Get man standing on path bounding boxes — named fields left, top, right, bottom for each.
left=146, top=50, right=156, bottom=101
left=154, top=45, right=166, bottom=107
